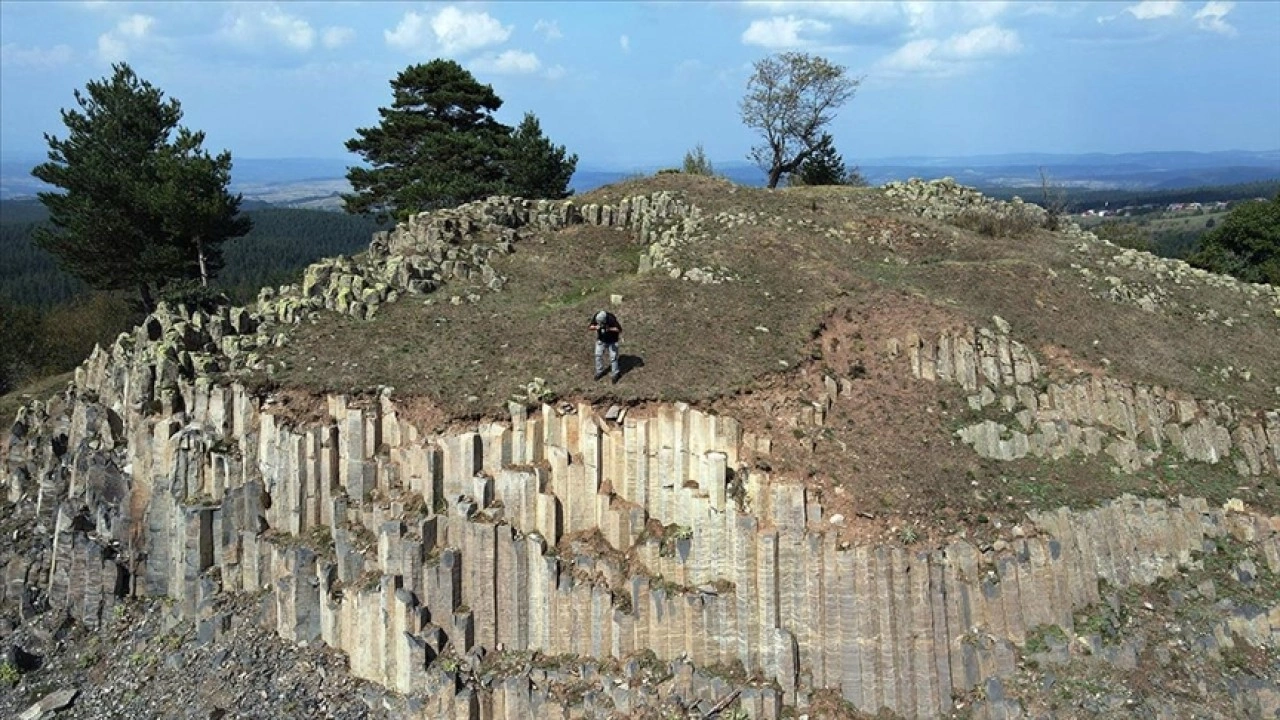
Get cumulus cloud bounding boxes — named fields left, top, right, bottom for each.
left=945, top=24, right=1022, bottom=58
left=740, top=2, right=1017, bottom=48
left=386, top=6, right=511, bottom=54
left=1125, top=1, right=1182, bottom=20
left=385, top=11, right=429, bottom=51
left=744, top=1, right=893, bottom=25
left=431, top=6, right=511, bottom=53
left=533, top=19, right=562, bottom=41
left=98, top=13, right=154, bottom=61
left=471, top=49, right=541, bottom=75
left=322, top=26, right=355, bottom=49
left=1193, top=1, right=1236, bottom=35
left=222, top=4, right=316, bottom=51
left=619, top=34, right=630, bottom=52
left=0, top=43, right=74, bottom=69
left=741, top=15, right=832, bottom=49
left=879, top=24, right=1021, bottom=76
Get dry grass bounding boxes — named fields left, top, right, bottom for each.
left=250, top=173, right=1280, bottom=523
left=949, top=206, right=1041, bottom=238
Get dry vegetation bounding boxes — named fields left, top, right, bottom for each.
left=247, top=174, right=1280, bottom=527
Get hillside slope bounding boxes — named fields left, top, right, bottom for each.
left=1, top=175, right=1277, bottom=720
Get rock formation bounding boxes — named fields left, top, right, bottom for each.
left=3, top=179, right=1278, bottom=719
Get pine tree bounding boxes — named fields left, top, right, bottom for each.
left=32, top=63, right=250, bottom=311
left=344, top=60, right=512, bottom=220
left=682, top=143, right=715, bottom=176
left=148, top=128, right=252, bottom=287
left=794, top=133, right=865, bottom=187
left=503, top=113, right=577, bottom=199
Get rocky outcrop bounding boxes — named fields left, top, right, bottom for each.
left=4, top=182, right=1280, bottom=718
left=251, top=190, right=722, bottom=330
left=884, top=179, right=1280, bottom=318
left=883, top=177, right=1049, bottom=227
left=897, top=317, right=1280, bottom=477
left=6, top=347, right=1279, bottom=718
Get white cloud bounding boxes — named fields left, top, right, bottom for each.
left=98, top=13, right=154, bottom=61
left=431, top=6, right=511, bottom=53
left=878, top=38, right=944, bottom=74
left=385, top=11, right=429, bottom=51
left=0, top=43, right=74, bottom=69
left=322, top=26, right=355, bottom=49
left=742, top=1, right=900, bottom=24
left=544, top=64, right=566, bottom=80
left=471, top=49, right=541, bottom=75
left=619, top=34, right=630, bottom=52
left=222, top=4, right=316, bottom=51
left=960, top=1, right=1013, bottom=25
left=878, top=24, right=1021, bottom=76
left=118, top=14, right=153, bottom=38
left=386, top=6, right=512, bottom=54
left=1125, top=1, right=1182, bottom=20
left=533, top=19, right=562, bottom=41
left=741, top=15, right=832, bottom=49
left=744, top=1, right=1012, bottom=34
left=945, top=24, right=1022, bottom=58
left=1193, top=1, right=1236, bottom=35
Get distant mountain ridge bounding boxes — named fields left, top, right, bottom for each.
left=2, top=149, right=1278, bottom=203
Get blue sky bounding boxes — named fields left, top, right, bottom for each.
left=2, top=1, right=1278, bottom=169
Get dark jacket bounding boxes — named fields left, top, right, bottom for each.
left=590, top=312, right=621, bottom=344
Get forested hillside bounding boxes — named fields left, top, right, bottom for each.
left=0, top=201, right=385, bottom=394
left=1, top=201, right=386, bottom=307
left=981, top=178, right=1280, bottom=212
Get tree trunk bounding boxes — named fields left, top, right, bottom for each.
left=196, top=236, right=209, bottom=287
left=767, top=167, right=783, bottom=189
left=139, top=283, right=155, bottom=314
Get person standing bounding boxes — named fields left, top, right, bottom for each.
left=589, top=309, right=622, bottom=383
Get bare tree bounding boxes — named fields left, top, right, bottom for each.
left=740, top=52, right=860, bottom=189
left=1038, top=167, right=1068, bottom=231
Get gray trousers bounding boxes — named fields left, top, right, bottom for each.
left=595, top=340, right=619, bottom=375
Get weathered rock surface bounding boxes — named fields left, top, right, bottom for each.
left=897, top=317, right=1280, bottom=477
left=5, top=329, right=1278, bottom=717
left=3, top=182, right=1279, bottom=718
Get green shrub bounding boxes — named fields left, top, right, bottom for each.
left=1189, top=193, right=1280, bottom=285
left=1093, top=221, right=1153, bottom=252
left=681, top=143, right=715, bottom=176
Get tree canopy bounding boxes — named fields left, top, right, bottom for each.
left=1189, top=193, right=1280, bottom=285
left=740, top=52, right=860, bottom=189
left=682, top=143, right=715, bottom=176
left=345, top=60, right=576, bottom=220
left=503, top=112, right=577, bottom=199
left=32, top=63, right=250, bottom=311
left=793, top=133, right=866, bottom=187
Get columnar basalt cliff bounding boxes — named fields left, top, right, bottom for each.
left=894, top=318, right=1280, bottom=476
left=4, top=179, right=1279, bottom=719
left=6, top=311, right=1279, bottom=718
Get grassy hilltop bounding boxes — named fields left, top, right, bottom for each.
left=2, top=172, right=1278, bottom=720
left=248, top=173, right=1280, bottom=537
